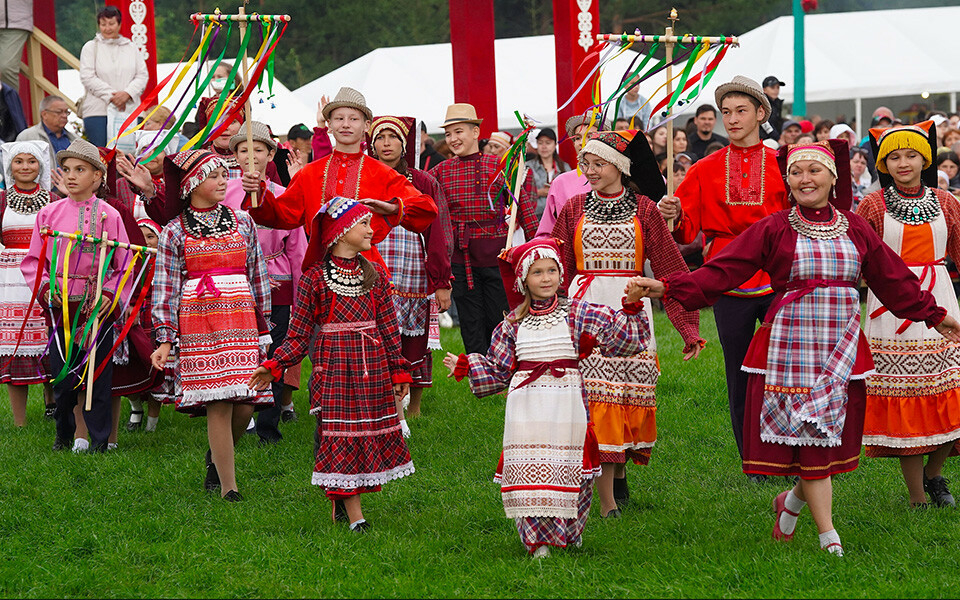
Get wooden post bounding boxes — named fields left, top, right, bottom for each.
left=237, top=2, right=258, bottom=207
left=664, top=9, right=678, bottom=230
left=85, top=213, right=109, bottom=412
left=27, top=35, right=44, bottom=123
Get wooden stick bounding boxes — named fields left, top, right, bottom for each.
left=237, top=3, right=258, bottom=208
left=665, top=10, right=677, bottom=231
left=504, top=167, right=525, bottom=251
left=597, top=33, right=738, bottom=45
left=85, top=213, right=109, bottom=412
left=40, top=228, right=157, bottom=255
left=190, top=13, right=290, bottom=22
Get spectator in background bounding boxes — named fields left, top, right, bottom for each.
left=195, top=61, right=242, bottom=132
left=943, top=128, right=960, bottom=150
left=761, top=75, right=785, bottom=139
left=672, top=161, right=687, bottom=186
left=849, top=146, right=871, bottom=211
left=703, top=141, right=725, bottom=158
left=871, top=107, right=895, bottom=129
left=938, top=151, right=960, bottom=189
left=286, top=123, right=313, bottom=164
left=688, top=105, right=728, bottom=160
left=672, top=128, right=688, bottom=156
left=779, top=119, right=802, bottom=147
left=813, top=120, right=834, bottom=142
left=525, top=127, right=568, bottom=219
left=0, top=0, right=31, bottom=90
left=949, top=113, right=960, bottom=129
left=830, top=123, right=859, bottom=149
left=433, top=139, right=453, bottom=160
left=78, top=6, right=148, bottom=147
left=614, top=118, right=630, bottom=131
left=536, top=114, right=605, bottom=237
left=675, top=152, right=694, bottom=170
left=483, top=131, right=512, bottom=159
left=617, top=76, right=652, bottom=129
left=649, top=125, right=668, bottom=157
left=939, top=170, right=951, bottom=192
left=931, top=114, right=949, bottom=147
left=16, top=95, right=78, bottom=169
left=142, top=105, right=188, bottom=151
left=795, top=133, right=815, bottom=146
left=419, top=121, right=446, bottom=170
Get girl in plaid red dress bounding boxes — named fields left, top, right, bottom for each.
left=443, top=238, right=649, bottom=557
left=250, top=196, right=414, bottom=533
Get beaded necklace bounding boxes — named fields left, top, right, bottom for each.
left=585, top=188, right=636, bottom=223
left=522, top=297, right=568, bottom=330
left=724, top=146, right=766, bottom=206
left=883, top=185, right=940, bottom=225
left=182, top=204, right=236, bottom=238
left=787, top=205, right=849, bottom=240
left=5, top=185, right=50, bottom=215
left=322, top=255, right=368, bottom=297
left=320, top=152, right=365, bottom=201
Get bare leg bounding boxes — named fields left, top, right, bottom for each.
left=343, top=494, right=364, bottom=523
left=281, top=386, right=294, bottom=407
left=7, top=384, right=27, bottom=427
left=108, top=396, right=122, bottom=444
left=795, top=477, right=834, bottom=534
left=408, top=387, right=424, bottom=418
left=596, top=462, right=618, bottom=516
left=899, top=455, right=927, bottom=505
left=207, top=402, right=239, bottom=496
left=923, top=441, right=956, bottom=479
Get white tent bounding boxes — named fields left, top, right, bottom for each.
left=295, top=6, right=960, bottom=136
left=57, top=61, right=315, bottom=138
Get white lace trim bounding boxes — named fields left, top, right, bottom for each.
left=863, top=430, right=960, bottom=448
left=759, top=433, right=842, bottom=447
left=311, top=462, right=415, bottom=488
left=0, top=347, right=46, bottom=357
left=178, top=384, right=266, bottom=405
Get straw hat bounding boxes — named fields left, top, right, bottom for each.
left=56, top=139, right=107, bottom=176
left=229, top=120, right=278, bottom=152
left=322, top=87, right=373, bottom=121
left=442, top=103, right=483, bottom=128
left=714, top=75, right=772, bottom=124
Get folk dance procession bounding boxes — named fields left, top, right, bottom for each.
left=4, top=3, right=960, bottom=565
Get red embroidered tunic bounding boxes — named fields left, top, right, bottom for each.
left=673, top=142, right=789, bottom=297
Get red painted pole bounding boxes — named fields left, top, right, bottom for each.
left=449, top=0, right=498, bottom=136
left=106, top=0, right=158, bottom=93
left=19, top=0, right=58, bottom=125
left=553, top=0, right=599, bottom=167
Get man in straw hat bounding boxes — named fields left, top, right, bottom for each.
left=430, top=102, right=538, bottom=354
left=239, top=87, right=437, bottom=274
left=657, top=76, right=789, bottom=477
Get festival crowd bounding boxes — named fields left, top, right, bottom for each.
left=3, top=6, right=960, bottom=560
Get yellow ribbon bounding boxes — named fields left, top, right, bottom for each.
left=107, top=248, right=142, bottom=317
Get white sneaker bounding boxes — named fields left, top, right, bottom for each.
left=401, top=394, right=410, bottom=412
left=532, top=546, right=551, bottom=558
left=438, top=312, right=453, bottom=329
left=400, top=419, right=411, bottom=439
left=72, top=438, right=90, bottom=453
left=107, top=442, right=118, bottom=451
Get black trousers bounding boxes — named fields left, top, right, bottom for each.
left=256, top=303, right=290, bottom=443
left=49, top=323, right=114, bottom=450
left=713, top=294, right=773, bottom=459
left=451, top=263, right=508, bottom=355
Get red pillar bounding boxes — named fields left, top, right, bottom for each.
left=553, top=0, right=599, bottom=166
left=107, top=0, right=158, bottom=92
left=449, top=0, right=498, bottom=136
left=19, top=0, right=59, bottom=125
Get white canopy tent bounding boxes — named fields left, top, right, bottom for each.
left=295, top=6, right=959, bottom=137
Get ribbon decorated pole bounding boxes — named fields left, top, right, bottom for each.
left=497, top=112, right=537, bottom=251
left=597, top=8, right=739, bottom=230
left=84, top=213, right=109, bottom=412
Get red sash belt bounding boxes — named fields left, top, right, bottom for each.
left=572, top=269, right=638, bottom=301
left=188, top=267, right=246, bottom=298
left=514, top=358, right=579, bottom=390
left=770, top=278, right=856, bottom=317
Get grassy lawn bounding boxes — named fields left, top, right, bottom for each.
left=1, top=308, right=958, bottom=598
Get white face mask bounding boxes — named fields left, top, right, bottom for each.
left=210, top=78, right=227, bottom=93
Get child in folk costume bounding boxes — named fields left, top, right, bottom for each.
left=857, top=122, right=960, bottom=507
left=150, top=150, right=272, bottom=501
left=551, top=130, right=704, bottom=517
left=21, top=139, right=132, bottom=452
left=368, top=115, right=453, bottom=427
left=0, top=141, right=57, bottom=425
left=223, top=121, right=307, bottom=444
left=442, top=238, right=650, bottom=557
left=634, top=140, right=960, bottom=556
left=249, top=196, right=414, bottom=533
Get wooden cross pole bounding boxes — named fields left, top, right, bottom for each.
left=85, top=212, right=109, bottom=412
left=598, top=9, right=739, bottom=230
left=504, top=117, right=535, bottom=251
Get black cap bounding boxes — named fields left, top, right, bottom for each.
left=762, top=75, right=786, bottom=88
left=536, top=127, right=557, bottom=142
left=287, top=123, right=312, bottom=140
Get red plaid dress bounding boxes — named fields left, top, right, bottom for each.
left=265, top=255, right=414, bottom=496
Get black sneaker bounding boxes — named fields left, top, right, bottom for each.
left=204, top=449, right=221, bottom=492
left=349, top=520, right=371, bottom=533
left=332, top=499, right=348, bottom=523
left=44, top=406, right=56, bottom=420
left=613, top=477, right=630, bottom=508
left=281, top=409, right=298, bottom=423
left=52, top=437, right=70, bottom=451
left=923, top=473, right=956, bottom=507
left=223, top=490, right=243, bottom=502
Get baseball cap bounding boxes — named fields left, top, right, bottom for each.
left=536, top=127, right=558, bottom=142
left=762, top=75, right=786, bottom=88
left=782, top=119, right=801, bottom=131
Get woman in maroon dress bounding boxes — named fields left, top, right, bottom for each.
left=633, top=140, right=960, bottom=556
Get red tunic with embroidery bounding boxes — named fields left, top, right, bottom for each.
left=673, top=142, right=789, bottom=297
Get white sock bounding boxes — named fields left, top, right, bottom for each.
left=280, top=402, right=295, bottom=411
left=819, top=529, right=843, bottom=556
left=247, top=417, right=256, bottom=430
left=779, top=490, right=806, bottom=536
left=145, top=416, right=159, bottom=432
left=349, top=519, right=366, bottom=530
left=400, top=419, right=411, bottom=439
left=107, top=442, right=117, bottom=450
left=72, top=438, right=89, bottom=452
left=400, top=394, right=410, bottom=412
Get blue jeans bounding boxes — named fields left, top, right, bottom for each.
left=83, top=116, right=107, bottom=147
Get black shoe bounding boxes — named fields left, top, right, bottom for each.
left=223, top=490, right=243, bottom=502
left=52, top=437, right=70, bottom=451
left=257, top=435, right=282, bottom=447
left=332, top=499, right=348, bottom=523
left=126, top=413, right=144, bottom=432
left=613, top=477, right=630, bottom=508
left=923, top=473, right=956, bottom=507
left=602, top=508, right=622, bottom=519
left=204, top=449, right=221, bottom=492
left=44, top=406, right=56, bottom=420
left=281, top=409, right=298, bottom=423
left=747, top=474, right=769, bottom=484
left=349, top=520, right=371, bottom=533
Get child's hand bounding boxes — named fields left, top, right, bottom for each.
left=443, top=352, right=460, bottom=378
left=150, top=342, right=172, bottom=371
left=248, top=366, right=275, bottom=390
left=626, top=276, right=665, bottom=300
left=393, top=382, right=409, bottom=401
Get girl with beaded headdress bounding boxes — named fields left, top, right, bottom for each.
left=442, top=237, right=650, bottom=557
left=856, top=121, right=960, bottom=508
left=249, top=196, right=415, bottom=533
left=0, top=140, right=58, bottom=425
left=633, top=140, right=960, bottom=556
left=551, top=130, right=704, bottom=518
left=150, top=149, right=273, bottom=501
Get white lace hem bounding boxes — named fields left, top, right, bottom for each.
left=759, top=433, right=842, bottom=447
left=311, top=462, right=415, bottom=489
left=0, top=346, right=46, bottom=357
left=862, top=430, right=960, bottom=448
left=179, top=384, right=265, bottom=406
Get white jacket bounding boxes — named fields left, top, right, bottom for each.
left=79, top=33, right=148, bottom=118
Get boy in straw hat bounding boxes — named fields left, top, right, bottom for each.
left=430, top=102, right=538, bottom=354
left=239, top=86, right=437, bottom=275
left=657, top=76, right=790, bottom=477
left=224, top=120, right=307, bottom=443
left=21, top=139, right=132, bottom=452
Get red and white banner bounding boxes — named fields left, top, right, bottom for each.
left=106, top=0, right=158, bottom=93
left=553, top=0, right=600, bottom=165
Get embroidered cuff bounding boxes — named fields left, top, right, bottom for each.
left=621, top=298, right=643, bottom=315
left=928, top=307, right=949, bottom=328
left=262, top=359, right=284, bottom=381
left=453, top=354, right=469, bottom=381
left=392, top=371, right=413, bottom=385
left=662, top=279, right=671, bottom=299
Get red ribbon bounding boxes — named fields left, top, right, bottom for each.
left=513, top=359, right=579, bottom=390
left=869, top=259, right=944, bottom=334
left=0, top=233, right=48, bottom=373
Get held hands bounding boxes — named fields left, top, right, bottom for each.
left=626, top=276, right=666, bottom=299
left=936, top=315, right=960, bottom=343
left=248, top=366, right=275, bottom=391
left=241, top=170, right=262, bottom=194
left=394, top=382, right=409, bottom=401
left=150, top=342, right=172, bottom=371
left=443, top=352, right=460, bottom=378
left=657, top=195, right=682, bottom=223
left=359, top=198, right=399, bottom=216
left=435, top=288, right=452, bottom=312
left=623, top=279, right=648, bottom=304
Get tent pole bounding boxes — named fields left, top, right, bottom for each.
left=854, top=97, right=862, bottom=142
left=951, top=92, right=957, bottom=113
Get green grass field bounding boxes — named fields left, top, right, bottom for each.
left=1, top=309, right=958, bottom=598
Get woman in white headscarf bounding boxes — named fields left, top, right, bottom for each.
left=0, top=140, right=57, bottom=425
